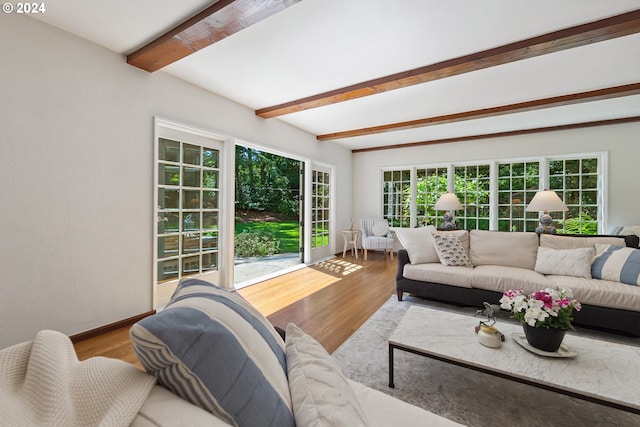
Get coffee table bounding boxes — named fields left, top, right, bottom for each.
left=388, top=306, right=640, bottom=414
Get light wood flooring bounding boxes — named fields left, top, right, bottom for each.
left=73, top=252, right=397, bottom=369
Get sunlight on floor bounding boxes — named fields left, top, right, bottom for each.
left=315, top=258, right=363, bottom=276
left=238, top=258, right=362, bottom=316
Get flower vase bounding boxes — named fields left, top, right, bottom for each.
left=523, top=323, right=566, bottom=352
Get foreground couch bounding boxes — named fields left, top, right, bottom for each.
left=0, top=279, right=464, bottom=427
left=395, top=227, right=640, bottom=336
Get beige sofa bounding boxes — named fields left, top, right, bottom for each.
left=1, top=279, right=464, bottom=427
left=395, top=227, right=640, bottom=336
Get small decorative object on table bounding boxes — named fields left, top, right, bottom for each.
left=475, top=302, right=505, bottom=348
left=500, top=288, right=581, bottom=353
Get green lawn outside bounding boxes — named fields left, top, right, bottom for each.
left=235, top=221, right=300, bottom=253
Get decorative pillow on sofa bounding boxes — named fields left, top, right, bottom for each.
left=432, top=233, right=471, bottom=267
left=534, top=246, right=594, bottom=278
left=130, top=279, right=294, bottom=427
left=592, top=244, right=640, bottom=286
left=394, top=225, right=439, bottom=264
left=285, top=323, right=369, bottom=427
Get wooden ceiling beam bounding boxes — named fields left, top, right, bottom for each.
left=316, top=83, right=640, bottom=141
left=127, top=0, right=301, bottom=72
left=351, top=116, right=640, bottom=153
left=256, top=9, right=640, bottom=119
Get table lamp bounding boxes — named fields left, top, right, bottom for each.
left=435, top=193, right=463, bottom=230
left=525, top=190, right=568, bottom=234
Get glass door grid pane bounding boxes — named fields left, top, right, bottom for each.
left=157, top=138, right=220, bottom=284
left=311, top=170, right=330, bottom=248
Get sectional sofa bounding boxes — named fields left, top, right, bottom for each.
left=0, top=279, right=464, bottom=427
left=395, top=227, right=640, bottom=336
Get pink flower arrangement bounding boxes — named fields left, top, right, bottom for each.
left=499, top=288, right=582, bottom=330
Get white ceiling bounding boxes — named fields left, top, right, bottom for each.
left=31, top=0, right=640, bottom=151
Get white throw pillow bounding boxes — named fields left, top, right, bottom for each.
left=432, top=233, right=472, bottom=266
left=372, top=221, right=389, bottom=237
left=285, top=323, right=369, bottom=427
left=394, top=225, right=439, bottom=264
left=534, top=246, right=594, bottom=278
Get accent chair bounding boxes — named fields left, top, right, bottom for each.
left=360, top=218, right=394, bottom=261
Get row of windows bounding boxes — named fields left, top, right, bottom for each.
left=382, top=155, right=602, bottom=234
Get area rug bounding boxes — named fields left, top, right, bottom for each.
left=332, top=295, right=640, bottom=427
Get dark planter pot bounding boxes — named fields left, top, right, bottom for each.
left=523, top=323, right=566, bottom=352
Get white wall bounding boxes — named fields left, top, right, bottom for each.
left=0, top=16, right=352, bottom=348
left=353, top=122, right=640, bottom=231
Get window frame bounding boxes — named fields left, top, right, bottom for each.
left=381, top=152, right=606, bottom=233
left=547, top=155, right=603, bottom=234
left=496, top=160, right=540, bottom=232
left=454, top=163, right=491, bottom=231
left=415, top=166, right=449, bottom=228
left=381, top=168, right=412, bottom=227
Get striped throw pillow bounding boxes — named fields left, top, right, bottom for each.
left=591, top=244, right=640, bottom=286
left=130, top=279, right=294, bottom=427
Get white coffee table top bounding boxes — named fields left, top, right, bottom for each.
left=389, top=306, right=640, bottom=412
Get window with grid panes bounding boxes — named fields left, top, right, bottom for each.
left=311, top=170, right=330, bottom=248
left=380, top=154, right=603, bottom=233
left=454, top=164, right=491, bottom=230
left=497, top=161, right=540, bottom=232
left=415, top=167, right=448, bottom=227
left=383, top=169, right=411, bottom=227
left=157, top=138, right=220, bottom=284
left=548, top=157, right=599, bottom=234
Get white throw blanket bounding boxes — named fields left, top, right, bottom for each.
left=0, top=330, right=156, bottom=427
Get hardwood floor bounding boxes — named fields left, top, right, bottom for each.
left=73, top=252, right=397, bottom=368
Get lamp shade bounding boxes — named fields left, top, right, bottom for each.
left=525, top=190, right=568, bottom=212
left=434, top=193, right=463, bottom=211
